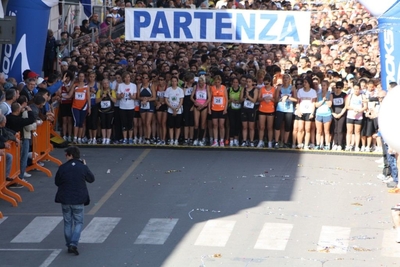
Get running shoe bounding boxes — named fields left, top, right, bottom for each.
left=309, top=143, right=315, bottom=150
left=229, top=140, right=234, bottom=147
left=365, top=147, right=371, bottom=152
left=193, top=139, right=199, bottom=146
left=275, top=142, right=280, bottom=149
left=219, top=140, right=225, bottom=147
left=257, top=141, right=265, bottom=148
left=250, top=142, right=255, bottom=147
left=267, top=141, right=272, bottom=148
left=174, top=140, right=179, bottom=146
left=212, top=140, right=219, bottom=147
left=129, top=138, right=134, bottom=145
left=122, top=139, right=128, bottom=145
left=354, top=147, right=360, bottom=152
left=331, top=145, right=337, bottom=151
left=92, top=138, right=97, bottom=145
left=234, top=139, right=239, bottom=146
left=241, top=141, right=247, bottom=147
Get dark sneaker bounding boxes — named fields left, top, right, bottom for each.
left=8, top=183, right=23, bottom=189
left=68, top=245, right=79, bottom=255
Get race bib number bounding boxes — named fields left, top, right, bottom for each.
left=91, top=93, right=96, bottom=99
left=196, top=91, right=206, bottom=100
left=244, top=99, right=255, bottom=109
left=333, top=98, right=343, bottom=105
left=101, top=101, right=111, bottom=109
left=263, top=93, right=272, bottom=99
left=141, top=101, right=150, bottom=109
left=185, top=88, right=193, bottom=96
left=231, top=102, right=241, bottom=109
left=75, top=92, right=85, bottom=100
left=157, top=91, right=165, bottom=98
left=213, top=97, right=223, bottom=105
left=134, top=100, right=140, bottom=107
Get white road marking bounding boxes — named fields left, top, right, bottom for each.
left=11, top=216, right=63, bottom=243
left=317, top=226, right=351, bottom=254
left=0, top=216, right=7, bottom=224
left=254, top=223, right=293, bottom=250
left=194, top=220, right=236, bottom=247
left=134, top=218, right=179, bottom=245
left=80, top=217, right=121, bottom=243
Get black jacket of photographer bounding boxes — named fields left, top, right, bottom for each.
left=55, top=159, right=95, bottom=206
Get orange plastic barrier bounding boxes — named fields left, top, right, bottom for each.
left=0, top=149, right=21, bottom=207
left=5, top=135, right=34, bottom=192
left=25, top=121, right=62, bottom=176
left=0, top=211, right=3, bottom=218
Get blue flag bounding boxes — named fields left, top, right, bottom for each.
left=80, top=0, right=92, bottom=17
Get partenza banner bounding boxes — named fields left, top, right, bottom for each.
left=125, top=8, right=310, bottom=45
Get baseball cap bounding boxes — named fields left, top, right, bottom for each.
left=107, top=14, right=113, bottom=18
left=27, top=71, right=39, bottom=79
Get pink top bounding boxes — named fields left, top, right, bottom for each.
left=195, top=84, right=207, bottom=105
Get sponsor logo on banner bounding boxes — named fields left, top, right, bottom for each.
left=384, top=28, right=400, bottom=88
left=125, top=9, right=310, bottom=45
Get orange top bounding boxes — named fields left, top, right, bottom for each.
left=259, top=86, right=275, bottom=113
left=72, top=85, right=89, bottom=110
left=210, top=85, right=227, bottom=111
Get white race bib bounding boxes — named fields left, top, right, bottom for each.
left=157, top=91, right=165, bottom=98
left=196, top=91, right=206, bottom=100
left=141, top=101, right=150, bottom=109
left=333, top=98, right=343, bottom=105
left=231, top=102, right=241, bottom=109
left=243, top=99, right=255, bottom=109
left=75, top=92, right=85, bottom=100
left=101, top=101, right=111, bottom=109
left=213, top=96, right=223, bottom=105
left=185, top=88, right=193, bottom=96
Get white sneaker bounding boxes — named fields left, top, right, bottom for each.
left=88, top=138, right=93, bottom=145
left=250, top=142, right=255, bottom=147
left=38, top=161, right=45, bottom=167
left=364, top=147, right=370, bottom=152
left=193, top=139, right=199, bottom=146
left=82, top=136, right=88, bottom=143
left=92, top=138, right=97, bottom=145
left=219, top=140, right=224, bottom=147
left=297, top=143, right=304, bottom=149
left=354, top=147, right=360, bottom=152
left=63, top=136, right=68, bottom=141
left=212, top=140, right=219, bottom=147
left=174, top=139, right=179, bottom=146
left=67, top=136, right=72, bottom=142
left=77, top=138, right=82, bottom=144
left=229, top=140, right=234, bottom=147
left=241, top=141, right=247, bottom=147
left=106, top=139, right=110, bottom=145
left=24, top=172, right=31, bottom=178
left=234, top=139, right=239, bottom=147
left=384, top=177, right=394, bottom=184
left=257, top=141, right=265, bottom=148
left=267, top=141, right=272, bottom=148
left=332, top=145, right=337, bottom=151
left=199, top=140, right=205, bottom=146
left=360, top=146, right=366, bottom=152
left=374, top=147, right=383, bottom=153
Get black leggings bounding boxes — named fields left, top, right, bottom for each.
left=228, top=108, right=241, bottom=137
left=87, top=106, right=98, bottom=130
left=100, top=112, right=114, bottom=129
left=120, top=109, right=134, bottom=131
left=274, top=111, right=293, bottom=132
left=332, top=115, right=346, bottom=145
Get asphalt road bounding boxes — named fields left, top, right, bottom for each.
left=0, top=147, right=399, bottom=267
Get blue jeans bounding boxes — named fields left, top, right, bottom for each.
left=6, top=152, right=12, bottom=177
left=62, top=204, right=84, bottom=247
left=20, top=139, right=30, bottom=177
left=388, top=154, right=398, bottom=183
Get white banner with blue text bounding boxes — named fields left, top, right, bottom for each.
left=125, top=8, right=310, bottom=45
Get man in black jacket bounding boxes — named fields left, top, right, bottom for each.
left=54, top=146, right=95, bottom=255
left=6, top=102, right=36, bottom=179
